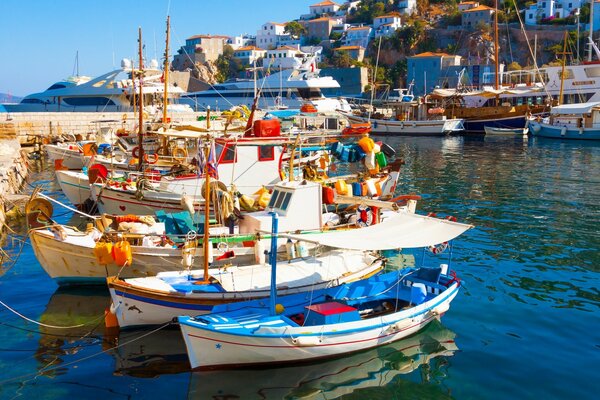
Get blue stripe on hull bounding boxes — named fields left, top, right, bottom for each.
left=114, top=290, right=215, bottom=311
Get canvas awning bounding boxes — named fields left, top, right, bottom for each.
left=550, top=101, right=600, bottom=115
left=284, top=212, right=473, bottom=250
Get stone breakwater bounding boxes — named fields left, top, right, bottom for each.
left=0, top=111, right=204, bottom=144
left=0, top=138, right=29, bottom=234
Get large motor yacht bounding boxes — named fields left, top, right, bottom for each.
left=2, top=59, right=191, bottom=113
left=181, top=54, right=351, bottom=113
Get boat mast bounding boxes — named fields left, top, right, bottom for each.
left=163, top=16, right=170, bottom=125
left=138, top=27, right=145, bottom=171
left=589, top=0, right=595, bottom=62
left=494, top=0, right=499, bottom=90
left=200, top=141, right=212, bottom=285
left=558, top=30, right=570, bottom=106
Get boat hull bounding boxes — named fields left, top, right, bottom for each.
left=91, top=184, right=205, bottom=215
left=55, top=170, right=92, bottom=206
left=529, top=121, right=600, bottom=140
left=108, top=256, right=383, bottom=328
left=179, top=281, right=459, bottom=369
left=29, top=228, right=237, bottom=284
left=346, top=114, right=463, bottom=136
left=45, top=144, right=88, bottom=169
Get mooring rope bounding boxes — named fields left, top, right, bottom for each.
left=0, top=299, right=89, bottom=329
left=0, top=321, right=173, bottom=385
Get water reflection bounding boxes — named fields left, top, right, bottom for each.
left=36, top=287, right=108, bottom=378
left=187, top=320, right=457, bottom=399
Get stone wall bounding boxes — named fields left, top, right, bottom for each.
left=0, top=111, right=204, bottom=144
left=0, top=139, right=28, bottom=233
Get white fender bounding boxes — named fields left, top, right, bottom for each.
left=292, top=336, right=321, bottom=346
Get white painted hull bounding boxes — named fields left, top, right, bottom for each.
left=29, top=227, right=252, bottom=284
left=90, top=184, right=205, bottom=215
left=179, top=283, right=459, bottom=369
left=55, top=170, right=91, bottom=205
left=109, top=253, right=382, bottom=328
left=45, top=144, right=89, bottom=169
left=346, top=114, right=463, bottom=135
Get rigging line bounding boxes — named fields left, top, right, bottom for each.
left=36, top=192, right=99, bottom=220
left=0, top=321, right=173, bottom=386
left=170, top=27, right=236, bottom=109
left=0, top=299, right=91, bottom=329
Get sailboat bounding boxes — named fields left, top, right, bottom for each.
left=178, top=211, right=472, bottom=369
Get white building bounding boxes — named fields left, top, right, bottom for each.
left=256, top=22, right=287, bottom=49
left=524, top=0, right=582, bottom=25
left=398, top=0, right=417, bottom=15
left=228, top=34, right=255, bottom=50
left=233, top=46, right=267, bottom=66
left=458, top=1, right=479, bottom=12
left=373, top=13, right=402, bottom=37
left=309, top=0, right=341, bottom=16
left=264, top=46, right=306, bottom=70
left=343, top=26, right=372, bottom=48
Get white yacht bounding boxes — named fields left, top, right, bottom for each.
left=2, top=59, right=191, bottom=113
left=181, top=55, right=351, bottom=113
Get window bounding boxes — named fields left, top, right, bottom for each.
left=258, top=146, right=275, bottom=161
left=216, top=143, right=236, bottom=163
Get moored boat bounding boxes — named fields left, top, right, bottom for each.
left=528, top=101, right=600, bottom=140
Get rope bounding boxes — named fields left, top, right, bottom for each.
left=0, top=321, right=173, bottom=385
left=0, top=299, right=89, bottom=329
left=36, top=192, right=99, bottom=220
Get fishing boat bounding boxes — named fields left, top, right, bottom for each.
left=106, top=178, right=418, bottom=328
left=528, top=101, right=600, bottom=140
left=178, top=211, right=472, bottom=369
left=186, top=320, right=457, bottom=398
left=483, top=126, right=528, bottom=136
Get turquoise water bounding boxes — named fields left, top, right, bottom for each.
left=0, top=136, right=598, bottom=399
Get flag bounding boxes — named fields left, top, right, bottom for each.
left=199, top=141, right=219, bottom=179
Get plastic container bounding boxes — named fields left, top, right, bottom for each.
left=335, top=179, right=348, bottom=195
left=357, top=136, right=375, bottom=153
left=375, top=151, right=388, bottom=168
left=352, top=182, right=362, bottom=197
left=364, top=151, right=376, bottom=170
left=322, top=186, right=335, bottom=204
left=253, top=119, right=281, bottom=137
left=94, top=242, right=113, bottom=265
left=112, top=240, right=132, bottom=266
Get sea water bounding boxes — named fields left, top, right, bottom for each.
left=0, top=135, right=598, bottom=399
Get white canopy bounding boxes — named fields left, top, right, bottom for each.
left=431, top=87, right=542, bottom=98
left=285, top=212, right=473, bottom=250
left=550, top=101, right=600, bottom=115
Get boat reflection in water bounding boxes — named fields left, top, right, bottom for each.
left=187, top=319, right=458, bottom=399
left=37, top=286, right=189, bottom=378
left=36, top=287, right=109, bottom=378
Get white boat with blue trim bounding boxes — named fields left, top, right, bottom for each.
left=178, top=212, right=472, bottom=369
left=528, top=101, right=600, bottom=140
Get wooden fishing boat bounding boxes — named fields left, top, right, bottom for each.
left=178, top=212, right=473, bottom=369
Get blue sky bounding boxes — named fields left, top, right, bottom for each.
left=0, top=0, right=316, bottom=96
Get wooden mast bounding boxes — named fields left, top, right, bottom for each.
left=137, top=27, right=145, bottom=171
left=558, top=31, right=571, bottom=106
left=162, top=16, right=170, bottom=125
left=494, top=0, right=499, bottom=91
left=200, top=141, right=212, bottom=285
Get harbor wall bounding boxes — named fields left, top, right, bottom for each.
left=0, top=138, right=29, bottom=234
left=0, top=112, right=204, bottom=144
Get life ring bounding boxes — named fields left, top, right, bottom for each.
left=356, top=205, right=375, bottom=227
left=428, top=241, right=448, bottom=254
left=144, top=153, right=158, bottom=164
left=132, top=146, right=140, bottom=158
left=173, top=147, right=188, bottom=162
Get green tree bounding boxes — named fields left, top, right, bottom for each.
left=331, top=50, right=353, bottom=68
left=284, top=21, right=307, bottom=39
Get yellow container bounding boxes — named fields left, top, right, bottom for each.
left=256, top=191, right=271, bottom=209
left=357, top=136, right=375, bottom=153
left=112, top=240, right=133, bottom=266
left=335, top=179, right=348, bottom=195
left=94, top=242, right=113, bottom=265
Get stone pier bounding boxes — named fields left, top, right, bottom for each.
left=0, top=134, right=29, bottom=234
left=0, top=111, right=204, bottom=144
